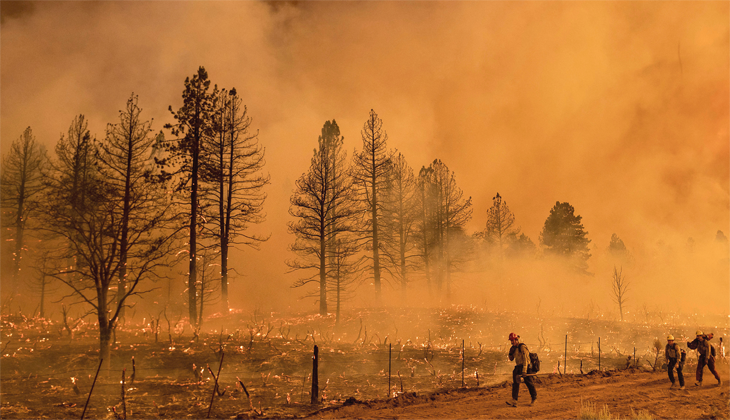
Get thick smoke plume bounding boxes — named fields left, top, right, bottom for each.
left=1, top=2, right=727, bottom=316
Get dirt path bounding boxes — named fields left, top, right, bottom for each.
left=307, top=364, right=730, bottom=419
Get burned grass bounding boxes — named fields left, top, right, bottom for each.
left=1, top=307, right=728, bottom=418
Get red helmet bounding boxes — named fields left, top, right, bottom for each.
left=508, top=333, right=518, bottom=341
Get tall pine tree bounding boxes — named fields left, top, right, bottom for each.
left=161, top=67, right=216, bottom=326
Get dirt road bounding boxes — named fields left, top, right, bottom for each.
left=307, top=364, right=730, bottom=419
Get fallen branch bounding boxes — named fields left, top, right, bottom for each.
left=206, top=351, right=225, bottom=418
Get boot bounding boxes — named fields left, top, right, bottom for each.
left=669, top=382, right=677, bottom=389
left=694, top=381, right=702, bottom=387
left=679, top=385, right=685, bottom=390
left=717, top=378, right=722, bottom=386
left=506, top=399, right=518, bottom=407
left=530, top=398, right=537, bottom=406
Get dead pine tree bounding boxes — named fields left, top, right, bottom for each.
left=478, top=192, right=519, bottom=265
left=425, top=159, right=473, bottom=300
left=352, top=109, right=393, bottom=304
left=610, top=266, right=630, bottom=322
left=381, top=153, right=419, bottom=300
left=0, top=126, right=47, bottom=303
left=321, top=122, right=360, bottom=324
left=27, top=250, right=56, bottom=319
left=98, top=94, right=159, bottom=325
left=415, top=166, right=436, bottom=297
left=288, top=120, right=359, bottom=316
left=40, top=109, right=175, bottom=368
left=203, top=88, right=269, bottom=314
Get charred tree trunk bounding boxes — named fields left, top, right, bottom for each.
left=220, top=238, right=229, bottom=313
left=420, top=181, right=431, bottom=296
left=319, top=219, right=327, bottom=316
left=218, top=122, right=229, bottom=314
left=371, top=131, right=382, bottom=303
left=311, top=345, right=319, bottom=404
left=336, top=276, right=341, bottom=325
left=98, top=293, right=113, bottom=369
left=188, top=113, right=201, bottom=327
left=400, top=233, right=407, bottom=297
left=116, top=116, right=134, bottom=325
left=11, top=161, right=26, bottom=295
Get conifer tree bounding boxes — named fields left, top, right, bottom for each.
left=204, top=88, right=269, bottom=313
left=288, top=121, right=358, bottom=315
left=0, top=127, right=46, bottom=300
left=160, top=67, right=216, bottom=326
left=352, top=109, right=392, bottom=303
left=539, top=201, right=591, bottom=274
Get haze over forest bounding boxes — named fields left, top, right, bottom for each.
left=1, top=1, right=728, bottom=322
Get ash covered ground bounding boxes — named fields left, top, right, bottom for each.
left=1, top=306, right=728, bottom=419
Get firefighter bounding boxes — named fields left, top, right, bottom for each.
left=665, top=335, right=685, bottom=390
left=687, top=330, right=722, bottom=386
left=506, top=332, right=537, bottom=407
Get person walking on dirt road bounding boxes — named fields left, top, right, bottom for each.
left=687, top=330, right=722, bottom=387
left=665, top=335, right=685, bottom=390
left=506, top=332, right=537, bottom=407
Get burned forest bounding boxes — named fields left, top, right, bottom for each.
left=1, top=2, right=729, bottom=419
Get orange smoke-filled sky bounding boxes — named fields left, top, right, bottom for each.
left=1, top=1, right=727, bottom=309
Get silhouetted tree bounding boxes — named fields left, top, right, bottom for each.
left=415, top=166, right=437, bottom=295
left=381, top=153, right=418, bottom=298
left=27, top=250, right=57, bottom=319
left=429, top=159, right=473, bottom=299
left=479, top=192, right=519, bottom=260
left=288, top=120, right=358, bottom=315
left=41, top=115, right=175, bottom=366
left=53, top=115, right=95, bottom=211
left=352, top=109, right=392, bottom=303
left=608, top=233, right=628, bottom=260
left=505, top=232, right=536, bottom=259
left=160, top=67, right=216, bottom=326
left=715, top=230, right=728, bottom=244
left=322, top=123, right=360, bottom=322
left=204, top=88, right=269, bottom=313
left=539, top=201, right=591, bottom=274
left=610, top=265, right=629, bottom=321
left=97, top=94, right=156, bottom=324
left=0, top=127, right=46, bottom=300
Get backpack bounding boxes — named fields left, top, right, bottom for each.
left=529, top=352, right=541, bottom=372
left=520, top=343, right=540, bottom=373
left=680, top=349, right=686, bottom=363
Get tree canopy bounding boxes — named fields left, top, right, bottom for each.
left=539, top=201, right=591, bottom=274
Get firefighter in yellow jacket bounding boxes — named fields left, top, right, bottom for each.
left=665, top=335, right=685, bottom=390
left=506, top=332, right=537, bottom=407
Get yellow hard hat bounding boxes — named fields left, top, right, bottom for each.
left=696, top=330, right=703, bottom=336
left=667, top=335, right=675, bottom=341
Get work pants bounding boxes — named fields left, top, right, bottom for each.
left=667, top=358, right=684, bottom=387
left=512, top=364, right=537, bottom=401
left=696, top=356, right=721, bottom=383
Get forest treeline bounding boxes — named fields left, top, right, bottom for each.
left=3, top=66, right=723, bottom=363
left=285, top=112, right=604, bottom=323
